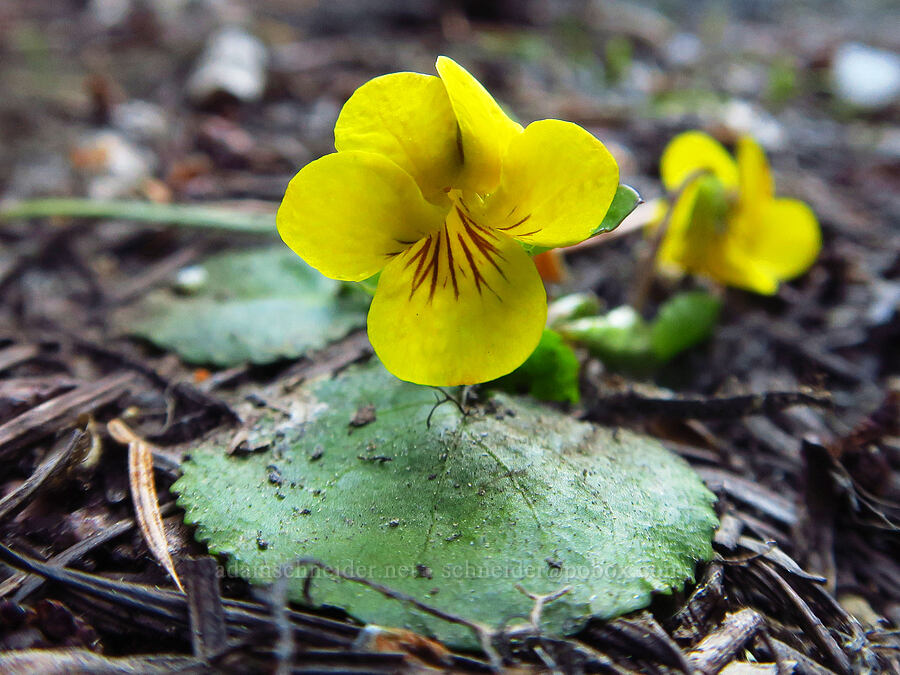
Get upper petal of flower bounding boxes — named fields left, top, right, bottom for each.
left=435, top=56, right=523, bottom=194
left=478, top=119, right=619, bottom=249
left=334, top=72, right=461, bottom=205
left=277, top=151, right=446, bottom=282
left=367, top=205, right=546, bottom=385
left=661, top=131, right=739, bottom=192
left=736, top=135, right=773, bottom=212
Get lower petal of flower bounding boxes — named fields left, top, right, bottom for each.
left=742, top=198, right=821, bottom=282
left=367, top=204, right=546, bottom=386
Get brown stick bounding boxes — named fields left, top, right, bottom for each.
left=0, top=372, right=134, bottom=459
left=687, top=608, right=765, bottom=674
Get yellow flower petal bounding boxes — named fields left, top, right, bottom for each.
left=740, top=197, right=821, bottom=281
left=480, top=119, right=619, bottom=248
left=736, top=135, right=773, bottom=210
left=277, top=151, right=446, bottom=282
left=334, top=72, right=461, bottom=205
left=435, top=56, right=523, bottom=194
left=368, top=205, right=546, bottom=385
left=660, top=131, right=739, bottom=192
left=657, top=181, right=779, bottom=294
left=657, top=182, right=703, bottom=269
left=714, top=254, right=779, bottom=295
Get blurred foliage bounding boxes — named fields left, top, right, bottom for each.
left=557, top=291, right=722, bottom=373
left=493, top=329, right=581, bottom=403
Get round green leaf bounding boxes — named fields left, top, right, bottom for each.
left=116, top=247, right=368, bottom=366
left=174, top=361, right=717, bottom=647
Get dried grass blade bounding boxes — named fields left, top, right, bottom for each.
left=109, top=418, right=184, bottom=592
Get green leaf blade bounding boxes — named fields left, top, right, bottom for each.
left=556, top=306, right=653, bottom=371
left=174, top=362, right=717, bottom=647
left=0, top=198, right=276, bottom=234
left=115, top=246, right=368, bottom=365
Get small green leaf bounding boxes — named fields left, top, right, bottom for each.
left=557, top=306, right=653, bottom=371
left=116, top=246, right=368, bottom=366
left=650, top=291, right=721, bottom=363
left=520, top=242, right=552, bottom=257
left=174, top=361, right=717, bottom=648
left=590, top=184, right=641, bottom=237
left=492, top=329, right=580, bottom=403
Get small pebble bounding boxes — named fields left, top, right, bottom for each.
left=71, top=130, right=154, bottom=199
left=832, top=43, right=900, bottom=109
left=175, top=265, right=209, bottom=294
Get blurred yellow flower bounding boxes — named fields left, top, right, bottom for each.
left=277, top=56, right=618, bottom=385
left=656, top=131, right=820, bottom=294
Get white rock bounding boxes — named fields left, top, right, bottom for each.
left=175, top=265, right=209, bottom=294
left=664, top=32, right=703, bottom=68
left=73, top=130, right=155, bottom=200
left=719, top=99, right=786, bottom=150
left=112, top=101, right=168, bottom=141
left=187, top=27, right=268, bottom=104
left=89, top=0, right=132, bottom=27
left=832, top=42, right=900, bottom=109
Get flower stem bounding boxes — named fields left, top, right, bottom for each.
left=631, top=169, right=710, bottom=313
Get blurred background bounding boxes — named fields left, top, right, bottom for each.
left=0, top=0, right=897, bottom=389
left=1, top=0, right=897, bottom=208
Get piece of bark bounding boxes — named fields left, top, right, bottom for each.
left=687, top=608, right=765, bottom=675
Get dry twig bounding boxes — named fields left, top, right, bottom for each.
left=108, top=417, right=184, bottom=592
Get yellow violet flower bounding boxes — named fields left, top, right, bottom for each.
left=277, top=56, right=619, bottom=385
left=656, top=131, right=821, bottom=294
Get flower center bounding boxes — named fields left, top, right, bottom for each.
left=688, top=174, right=733, bottom=237
left=396, top=194, right=508, bottom=304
